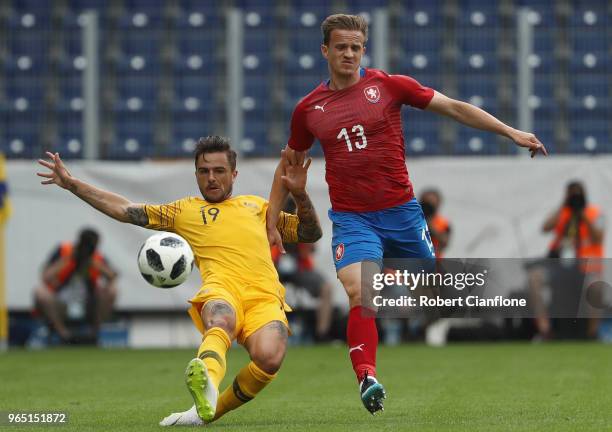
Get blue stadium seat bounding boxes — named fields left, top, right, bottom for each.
left=3, top=110, right=41, bottom=158
left=570, top=74, right=609, bottom=93
left=399, top=28, right=442, bottom=54
left=570, top=6, right=607, bottom=29
left=458, top=52, right=498, bottom=73
left=569, top=51, right=607, bottom=73
left=6, top=76, right=44, bottom=107
left=110, top=120, right=154, bottom=159
left=285, top=73, right=325, bottom=104
left=68, top=0, right=109, bottom=12
left=289, top=4, right=331, bottom=32
left=533, top=77, right=554, bottom=101
left=243, top=32, right=273, bottom=73
left=123, top=0, right=165, bottom=13
left=62, top=20, right=84, bottom=57
left=244, top=75, right=271, bottom=105
left=516, top=1, right=555, bottom=27
left=400, top=1, right=443, bottom=28
left=402, top=108, right=441, bottom=156
left=285, top=50, right=327, bottom=75
left=458, top=77, right=498, bottom=112
left=239, top=3, right=275, bottom=28
left=12, top=1, right=51, bottom=17
left=405, top=130, right=440, bottom=156
left=175, top=26, right=219, bottom=76
left=116, top=77, right=158, bottom=109
left=181, top=0, right=219, bottom=14
left=171, top=118, right=213, bottom=157
left=177, top=29, right=219, bottom=56
left=568, top=130, right=610, bottom=154
left=532, top=104, right=556, bottom=124
left=532, top=30, right=555, bottom=53
left=53, top=135, right=85, bottom=159
left=458, top=2, right=499, bottom=27
left=568, top=76, right=609, bottom=123
left=571, top=32, right=607, bottom=53
left=529, top=52, right=554, bottom=73
left=532, top=126, right=555, bottom=153
left=120, top=28, right=161, bottom=64
left=289, top=24, right=323, bottom=53
left=455, top=129, right=498, bottom=155
left=399, top=53, right=441, bottom=75
left=351, top=0, right=390, bottom=9
left=172, top=114, right=212, bottom=137
left=7, top=25, right=49, bottom=72
left=458, top=33, right=498, bottom=53
left=174, top=77, right=215, bottom=107
left=242, top=123, right=269, bottom=157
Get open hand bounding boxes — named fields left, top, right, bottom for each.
left=37, top=152, right=75, bottom=190
left=280, top=149, right=312, bottom=195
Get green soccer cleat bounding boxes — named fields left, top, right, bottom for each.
left=185, top=358, right=218, bottom=422
left=360, top=372, right=386, bottom=415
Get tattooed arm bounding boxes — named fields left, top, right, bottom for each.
left=277, top=155, right=322, bottom=243
left=293, top=191, right=322, bottom=243
left=37, top=152, right=149, bottom=226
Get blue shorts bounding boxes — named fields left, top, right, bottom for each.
left=328, top=198, right=435, bottom=270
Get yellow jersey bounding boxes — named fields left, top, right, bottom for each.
left=144, top=195, right=298, bottom=297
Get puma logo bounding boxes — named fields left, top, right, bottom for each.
left=314, top=102, right=328, bottom=112
left=349, top=344, right=365, bottom=354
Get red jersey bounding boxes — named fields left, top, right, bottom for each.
left=288, top=68, right=434, bottom=212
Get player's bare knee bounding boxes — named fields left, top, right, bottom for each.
left=201, top=300, right=236, bottom=336
left=249, top=321, right=288, bottom=374
left=347, top=288, right=362, bottom=308
left=251, top=345, right=286, bottom=374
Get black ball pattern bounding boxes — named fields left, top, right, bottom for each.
left=138, top=233, right=194, bottom=288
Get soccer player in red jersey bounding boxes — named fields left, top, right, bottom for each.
left=267, top=14, right=547, bottom=414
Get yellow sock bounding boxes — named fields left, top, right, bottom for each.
left=214, top=361, right=276, bottom=420
left=196, top=327, right=231, bottom=389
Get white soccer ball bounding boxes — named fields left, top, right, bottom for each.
left=137, top=232, right=194, bottom=288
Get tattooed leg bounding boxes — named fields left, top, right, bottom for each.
left=244, top=320, right=288, bottom=374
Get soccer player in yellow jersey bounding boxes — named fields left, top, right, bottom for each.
left=37, top=136, right=322, bottom=426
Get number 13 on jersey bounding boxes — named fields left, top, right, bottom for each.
left=337, top=124, right=367, bottom=152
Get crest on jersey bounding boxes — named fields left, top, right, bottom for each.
left=364, top=86, right=380, bottom=103
left=242, top=201, right=259, bottom=209
left=335, top=243, right=345, bottom=261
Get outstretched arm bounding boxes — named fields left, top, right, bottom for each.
left=426, top=91, right=548, bottom=158
left=266, top=147, right=308, bottom=250
left=37, top=152, right=149, bottom=226
left=293, top=190, right=322, bottom=243
left=275, top=152, right=322, bottom=243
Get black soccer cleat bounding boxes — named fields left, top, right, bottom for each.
left=359, top=372, right=386, bottom=415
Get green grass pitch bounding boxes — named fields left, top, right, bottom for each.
left=2, top=343, right=611, bottom=431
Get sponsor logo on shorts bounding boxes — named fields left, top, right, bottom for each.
left=335, top=243, right=345, bottom=261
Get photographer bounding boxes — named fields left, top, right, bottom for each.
left=534, top=181, right=605, bottom=339
left=419, top=188, right=452, bottom=258
left=543, top=181, right=604, bottom=259
left=34, top=228, right=118, bottom=343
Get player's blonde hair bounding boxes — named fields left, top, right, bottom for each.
left=321, top=14, right=368, bottom=46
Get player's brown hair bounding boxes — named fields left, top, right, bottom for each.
left=321, top=14, right=368, bottom=46
left=194, top=136, right=237, bottom=171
